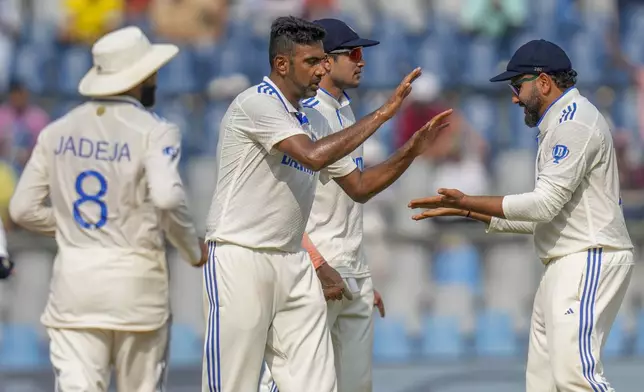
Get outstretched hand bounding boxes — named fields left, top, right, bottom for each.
left=409, top=109, right=453, bottom=156
left=408, top=188, right=467, bottom=210
left=378, top=67, right=423, bottom=120
left=411, top=207, right=469, bottom=221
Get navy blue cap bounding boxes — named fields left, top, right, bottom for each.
left=313, top=18, right=379, bottom=53
left=490, top=39, right=572, bottom=82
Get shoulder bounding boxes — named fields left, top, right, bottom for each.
left=236, top=82, right=290, bottom=115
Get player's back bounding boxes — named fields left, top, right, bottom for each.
left=46, top=98, right=166, bottom=252
left=37, top=96, right=182, bottom=329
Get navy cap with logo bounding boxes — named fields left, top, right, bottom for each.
left=489, top=39, right=572, bottom=82
left=312, top=18, right=379, bottom=53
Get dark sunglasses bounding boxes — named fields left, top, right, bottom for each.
left=509, top=74, right=540, bottom=96
left=329, top=47, right=363, bottom=63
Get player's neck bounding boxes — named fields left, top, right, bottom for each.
left=268, top=72, right=304, bottom=109
left=538, top=90, right=565, bottom=118
left=319, top=79, right=343, bottom=101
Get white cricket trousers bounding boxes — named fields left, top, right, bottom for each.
left=202, top=242, right=337, bottom=392
left=261, top=276, right=375, bottom=392
left=47, top=324, right=169, bottom=392
left=526, top=247, right=633, bottom=392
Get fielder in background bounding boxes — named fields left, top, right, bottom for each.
left=410, top=39, right=633, bottom=392
left=0, top=216, right=11, bottom=279
left=203, top=15, right=450, bottom=392
left=9, top=26, right=207, bottom=392
left=260, top=18, right=451, bottom=392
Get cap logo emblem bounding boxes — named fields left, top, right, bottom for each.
left=534, top=67, right=543, bottom=72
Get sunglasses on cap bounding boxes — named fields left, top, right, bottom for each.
left=509, top=74, right=540, bottom=96
left=329, top=47, right=363, bottom=62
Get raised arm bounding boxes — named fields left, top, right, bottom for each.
left=333, top=109, right=452, bottom=203
left=275, top=68, right=422, bottom=171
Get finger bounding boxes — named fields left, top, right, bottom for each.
left=401, top=67, right=422, bottom=86
left=408, top=196, right=442, bottom=208
left=377, top=301, right=386, bottom=318
left=428, top=109, right=454, bottom=127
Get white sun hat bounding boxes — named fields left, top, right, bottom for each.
left=78, top=26, right=179, bottom=97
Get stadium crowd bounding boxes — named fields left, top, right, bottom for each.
left=2, top=0, right=644, bottom=369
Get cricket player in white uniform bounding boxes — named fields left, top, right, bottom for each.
left=260, top=18, right=428, bottom=392
left=203, top=16, right=451, bottom=392
left=0, top=217, right=11, bottom=279
left=410, top=39, right=633, bottom=392
left=9, top=26, right=206, bottom=392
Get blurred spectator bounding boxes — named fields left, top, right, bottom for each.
left=59, top=0, right=125, bottom=45
left=0, top=0, right=21, bottom=93
left=150, top=0, right=227, bottom=45
left=460, top=0, right=527, bottom=38
left=126, top=0, right=151, bottom=16
left=302, top=0, right=336, bottom=21
left=395, top=73, right=451, bottom=150
left=0, top=80, right=50, bottom=173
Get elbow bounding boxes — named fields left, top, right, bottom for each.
left=347, top=188, right=372, bottom=204
left=9, top=197, right=29, bottom=226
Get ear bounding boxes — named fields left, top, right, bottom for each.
left=540, top=73, right=553, bottom=95
left=323, top=56, right=332, bottom=73
left=274, top=54, right=290, bottom=77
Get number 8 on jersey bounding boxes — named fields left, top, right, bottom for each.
left=73, top=170, right=108, bottom=229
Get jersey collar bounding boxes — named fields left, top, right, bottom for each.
left=262, top=76, right=299, bottom=113
left=316, top=87, right=351, bottom=110
left=537, top=87, right=579, bottom=136
left=91, top=95, right=146, bottom=109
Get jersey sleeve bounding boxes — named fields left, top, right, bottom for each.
left=503, top=121, right=602, bottom=222
left=319, top=156, right=358, bottom=185
left=486, top=217, right=535, bottom=234
left=160, top=200, right=202, bottom=266
left=144, top=124, right=187, bottom=210
left=9, top=131, right=56, bottom=235
left=0, top=216, right=7, bottom=258
left=239, top=96, right=307, bottom=154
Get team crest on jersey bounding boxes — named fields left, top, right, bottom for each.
left=552, top=144, right=569, bottom=164
left=163, top=146, right=180, bottom=161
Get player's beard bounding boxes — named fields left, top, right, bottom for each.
left=141, top=85, right=157, bottom=108
left=521, top=84, right=543, bottom=128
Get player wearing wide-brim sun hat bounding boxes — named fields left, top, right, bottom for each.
left=78, top=26, right=179, bottom=97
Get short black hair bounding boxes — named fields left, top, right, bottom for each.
left=550, top=69, right=577, bottom=90
left=269, top=16, right=326, bottom=67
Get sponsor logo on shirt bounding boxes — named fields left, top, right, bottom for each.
left=281, top=154, right=314, bottom=175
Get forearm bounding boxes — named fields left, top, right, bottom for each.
left=458, top=195, right=506, bottom=219
left=161, top=203, right=202, bottom=266
left=487, top=217, right=534, bottom=234
left=351, top=140, right=416, bottom=202
left=502, top=181, right=569, bottom=222
left=302, top=232, right=325, bottom=269
left=308, top=110, right=387, bottom=170
left=9, top=201, right=56, bottom=236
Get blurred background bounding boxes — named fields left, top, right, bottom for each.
left=1, top=0, right=644, bottom=390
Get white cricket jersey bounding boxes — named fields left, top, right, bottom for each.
left=489, top=88, right=633, bottom=262
left=301, top=89, right=368, bottom=278
left=0, top=217, right=7, bottom=258
left=9, top=96, right=202, bottom=331
left=205, top=77, right=357, bottom=253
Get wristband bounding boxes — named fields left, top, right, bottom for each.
left=466, top=211, right=471, bottom=218
left=312, top=258, right=326, bottom=270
